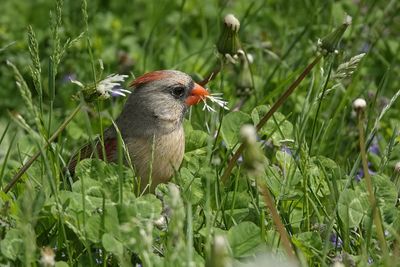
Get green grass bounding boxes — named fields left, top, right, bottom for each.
left=1, top=0, right=400, bottom=266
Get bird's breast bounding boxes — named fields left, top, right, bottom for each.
left=125, top=126, right=185, bottom=192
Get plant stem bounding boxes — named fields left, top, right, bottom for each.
left=259, top=181, right=296, bottom=260
left=3, top=104, right=82, bottom=193
left=357, top=110, right=389, bottom=258
left=221, top=54, right=322, bottom=184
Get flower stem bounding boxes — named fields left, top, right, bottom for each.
left=3, top=104, right=82, bottom=193
left=221, top=54, right=322, bottom=184
left=357, top=110, right=389, bottom=258
left=259, top=181, right=296, bottom=260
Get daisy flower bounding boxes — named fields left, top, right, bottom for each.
left=202, top=93, right=229, bottom=112
left=96, top=74, right=130, bottom=98
left=70, top=73, right=130, bottom=101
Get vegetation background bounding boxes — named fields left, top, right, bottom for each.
left=0, top=0, right=399, bottom=266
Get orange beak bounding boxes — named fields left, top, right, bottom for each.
left=185, top=83, right=209, bottom=106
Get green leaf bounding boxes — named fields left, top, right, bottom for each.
left=220, top=111, right=251, bottom=149
left=357, top=174, right=398, bottom=223
left=265, top=152, right=302, bottom=200
left=0, top=229, right=23, bottom=260
left=338, top=189, right=365, bottom=228
left=71, top=177, right=103, bottom=197
left=227, top=221, right=264, bottom=258
left=119, top=194, right=162, bottom=223
left=178, top=167, right=204, bottom=205
left=55, top=262, right=69, bottom=267
left=275, top=150, right=301, bottom=187
left=251, top=105, right=293, bottom=145
left=102, top=233, right=124, bottom=257
left=184, top=122, right=208, bottom=152
left=75, top=158, right=134, bottom=202
left=223, top=191, right=252, bottom=210
left=292, top=232, right=322, bottom=258
left=85, top=214, right=102, bottom=243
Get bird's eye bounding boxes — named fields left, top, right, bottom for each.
left=171, top=86, right=185, bottom=99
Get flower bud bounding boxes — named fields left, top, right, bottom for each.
left=318, top=15, right=352, bottom=55
left=217, top=14, right=241, bottom=58
left=240, top=124, right=267, bottom=176
left=240, top=124, right=257, bottom=144
left=353, top=98, right=367, bottom=111
left=236, top=50, right=254, bottom=96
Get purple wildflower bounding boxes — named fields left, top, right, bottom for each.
left=281, top=145, right=292, bottom=155
left=355, top=163, right=376, bottom=182
left=62, top=73, right=77, bottom=84
left=330, top=233, right=343, bottom=248
left=368, top=138, right=380, bottom=155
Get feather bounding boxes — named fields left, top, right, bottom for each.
left=130, top=71, right=168, bottom=88
left=67, top=138, right=117, bottom=174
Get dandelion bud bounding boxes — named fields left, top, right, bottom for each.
left=318, top=15, right=352, bottom=55
left=240, top=124, right=266, bottom=176
left=353, top=98, right=367, bottom=111
left=236, top=50, right=254, bottom=96
left=217, top=14, right=241, bottom=59
left=240, top=124, right=257, bottom=144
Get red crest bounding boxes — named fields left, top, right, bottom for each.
left=130, top=71, right=168, bottom=88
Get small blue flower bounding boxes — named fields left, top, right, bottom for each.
left=62, top=73, right=77, bottom=84
left=369, top=138, right=380, bottom=155
left=330, top=233, right=343, bottom=248
left=355, top=163, right=376, bottom=182
left=281, top=145, right=292, bottom=156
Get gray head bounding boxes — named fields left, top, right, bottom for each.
left=115, top=70, right=209, bottom=137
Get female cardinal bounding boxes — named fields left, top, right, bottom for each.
left=68, top=70, right=209, bottom=193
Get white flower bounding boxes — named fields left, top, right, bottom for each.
left=97, top=74, right=130, bottom=99
left=69, top=73, right=130, bottom=101
left=202, top=93, right=229, bottom=112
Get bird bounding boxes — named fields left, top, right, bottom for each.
left=68, top=70, right=209, bottom=193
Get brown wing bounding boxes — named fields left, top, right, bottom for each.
left=67, top=138, right=118, bottom=175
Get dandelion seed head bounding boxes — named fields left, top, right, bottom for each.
left=224, top=14, right=240, bottom=32
left=353, top=98, right=367, bottom=111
